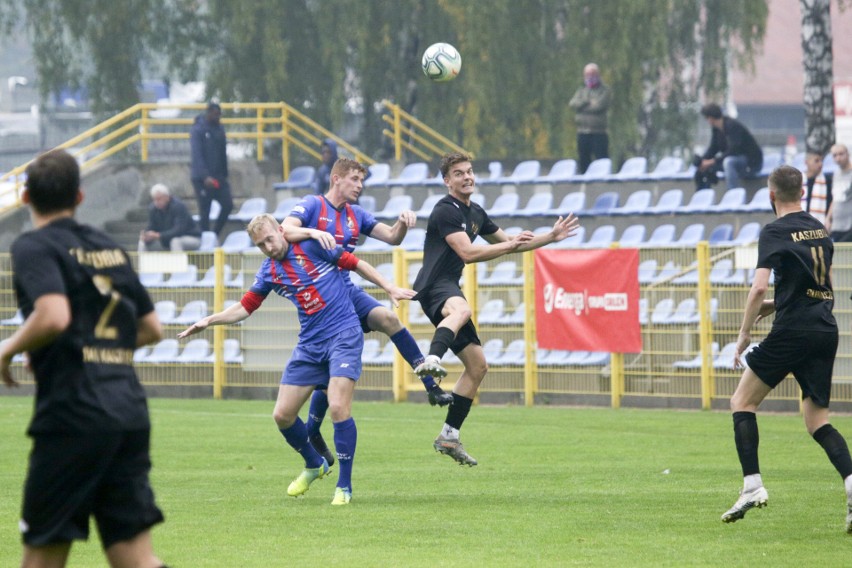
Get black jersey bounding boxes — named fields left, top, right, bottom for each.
left=413, top=194, right=499, bottom=293
left=11, top=217, right=155, bottom=434
left=756, top=211, right=836, bottom=332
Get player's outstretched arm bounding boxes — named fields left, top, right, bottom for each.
left=346, top=255, right=415, bottom=307
left=446, top=230, right=533, bottom=264
left=514, top=214, right=581, bottom=252
left=281, top=217, right=336, bottom=250
left=369, top=210, right=416, bottom=245
left=178, top=301, right=251, bottom=339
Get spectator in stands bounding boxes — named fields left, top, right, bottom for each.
left=826, top=144, right=852, bottom=241
left=802, top=151, right=832, bottom=226
left=569, top=63, right=610, bottom=174
left=722, top=165, right=852, bottom=532
left=139, top=183, right=202, bottom=252
left=314, top=138, right=339, bottom=194
left=696, top=103, right=763, bottom=191
left=190, top=102, right=233, bottom=236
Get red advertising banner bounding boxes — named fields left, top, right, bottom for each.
left=534, top=249, right=641, bottom=352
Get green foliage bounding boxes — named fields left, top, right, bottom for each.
left=0, top=0, right=770, bottom=161
left=2, top=397, right=852, bottom=567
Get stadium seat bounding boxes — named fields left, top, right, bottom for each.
left=272, top=197, right=303, bottom=221
left=618, top=224, right=646, bottom=247
left=583, top=352, right=611, bottom=366
left=220, top=230, right=252, bottom=252
left=176, top=338, right=211, bottom=363
left=370, top=342, right=396, bottom=365
left=272, top=165, right=316, bottom=191
left=650, top=298, right=675, bottom=324
left=194, top=264, right=233, bottom=287
left=192, top=199, right=220, bottom=222
left=197, top=231, right=218, bottom=252
left=643, top=156, right=684, bottom=180
left=713, top=342, right=739, bottom=369
left=415, top=194, right=443, bottom=218
left=386, top=162, right=429, bottom=186
left=759, top=152, right=783, bottom=176
left=577, top=158, right=612, bottom=181
left=741, top=187, right=771, bottom=212
left=677, top=188, right=716, bottom=214
left=711, top=188, right=747, bottom=212
left=612, top=189, right=652, bottom=215
left=477, top=161, right=505, bottom=186
left=583, top=224, right=616, bottom=248
left=154, top=300, right=177, bottom=324
left=230, top=197, right=268, bottom=222
left=470, top=193, right=486, bottom=208
left=171, top=300, right=208, bottom=325
left=358, top=195, right=377, bottom=212
left=423, top=171, right=445, bottom=187
left=364, top=163, right=391, bottom=187
left=708, top=224, right=734, bottom=245
left=667, top=298, right=698, bottom=324
left=674, top=223, right=705, bottom=246
left=499, top=160, right=542, bottom=185
left=708, top=258, right=735, bottom=284
left=638, top=298, right=649, bottom=325
left=583, top=191, right=619, bottom=215
left=221, top=338, right=244, bottom=363
left=513, top=191, right=553, bottom=216
left=563, top=351, right=591, bottom=365
left=478, top=299, right=506, bottom=325
left=399, top=228, right=426, bottom=251
left=672, top=262, right=699, bottom=285
left=646, top=188, right=684, bottom=214
left=612, top=157, right=647, bottom=180
left=480, top=260, right=523, bottom=286
left=533, top=159, right=577, bottom=184
left=487, top=193, right=521, bottom=217
left=643, top=224, right=677, bottom=247
left=540, top=349, right=570, bottom=366
left=409, top=302, right=430, bottom=325
left=139, top=272, right=165, bottom=287
left=638, top=259, right=658, bottom=284
left=145, top=339, right=180, bottom=363
left=653, top=261, right=680, bottom=283
left=374, top=195, right=414, bottom=219
left=361, top=338, right=381, bottom=363
left=0, top=309, right=23, bottom=325
left=493, top=339, right=526, bottom=366
left=727, top=222, right=761, bottom=246
left=554, top=191, right=586, bottom=216
left=482, top=338, right=505, bottom=361
left=673, top=342, right=719, bottom=369
left=163, top=265, right=198, bottom=288
left=501, top=302, right=526, bottom=325
left=133, top=347, right=150, bottom=363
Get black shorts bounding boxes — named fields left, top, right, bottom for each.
left=745, top=328, right=838, bottom=408
left=415, top=281, right=481, bottom=354
left=21, top=430, right=164, bottom=548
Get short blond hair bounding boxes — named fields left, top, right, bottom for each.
left=246, top=213, right=279, bottom=237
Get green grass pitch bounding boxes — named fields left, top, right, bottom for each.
left=2, top=396, right=851, bottom=567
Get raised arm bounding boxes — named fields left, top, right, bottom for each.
left=368, top=210, right=416, bottom=245
left=281, top=216, right=336, bottom=250
left=445, top=230, right=533, bottom=264
left=337, top=252, right=414, bottom=307
left=177, top=300, right=252, bottom=339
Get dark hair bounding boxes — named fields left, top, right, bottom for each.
left=24, top=149, right=80, bottom=214
left=768, top=165, right=803, bottom=203
left=700, top=103, right=723, bottom=119
left=440, top=152, right=473, bottom=178
left=207, top=101, right=221, bottom=111
left=331, top=157, right=367, bottom=179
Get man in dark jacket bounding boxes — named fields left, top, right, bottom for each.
left=190, top=102, right=233, bottom=235
left=139, top=183, right=202, bottom=252
left=696, top=103, right=763, bottom=191
left=314, top=138, right=339, bottom=195
left=568, top=63, right=610, bottom=174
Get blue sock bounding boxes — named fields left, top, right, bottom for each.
left=306, top=389, right=329, bottom=438
left=279, top=417, right=324, bottom=468
left=390, top=329, right=438, bottom=390
left=333, top=417, right=357, bottom=490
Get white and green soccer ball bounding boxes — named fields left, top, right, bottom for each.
left=421, top=42, right=462, bottom=82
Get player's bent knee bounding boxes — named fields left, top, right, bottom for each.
left=372, top=309, right=402, bottom=335
left=272, top=407, right=297, bottom=428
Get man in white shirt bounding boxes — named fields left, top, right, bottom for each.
left=826, top=144, right=852, bottom=241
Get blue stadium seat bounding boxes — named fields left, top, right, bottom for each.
left=230, top=197, right=267, bottom=222
left=646, top=188, right=684, bottom=214
left=387, top=162, right=429, bottom=186
left=583, top=225, right=616, bottom=248
left=612, top=157, right=647, bottom=180
left=708, top=223, right=734, bottom=245
left=577, top=158, right=612, bottom=181
left=675, top=223, right=705, bottom=246
left=712, top=188, right=747, bottom=212
left=513, top=191, right=553, bottom=216
left=677, top=189, right=716, bottom=214
left=554, top=191, right=586, bottom=216
left=618, top=224, right=646, bottom=247
left=583, top=191, right=619, bottom=215
left=533, top=159, right=577, bottom=184
left=497, top=160, right=542, bottom=185
left=364, top=163, right=391, bottom=187
left=375, top=195, right=414, bottom=219
left=727, top=222, right=761, bottom=246
left=272, top=165, right=316, bottom=191
left=643, top=224, right=677, bottom=247
left=612, top=189, right=652, bottom=215
left=272, top=197, right=303, bottom=221
left=487, top=193, right=520, bottom=216
left=741, top=187, right=771, bottom=212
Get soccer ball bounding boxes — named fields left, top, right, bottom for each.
left=421, top=43, right=462, bottom=82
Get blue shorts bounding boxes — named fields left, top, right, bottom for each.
left=349, top=286, right=383, bottom=332
left=282, top=325, right=363, bottom=386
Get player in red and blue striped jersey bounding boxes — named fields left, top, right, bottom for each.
left=178, top=214, right=414, bottom=505
left=282, top=157, right=452, bottom=466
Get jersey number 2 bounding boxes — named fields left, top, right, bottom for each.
left=92, top=275, right=121, bottom=340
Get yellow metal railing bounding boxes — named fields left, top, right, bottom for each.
left=0, top=102, right=374, bottom=216
left=381, top=100, right=470, bottom=162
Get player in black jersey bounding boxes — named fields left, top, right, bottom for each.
left=413, top=152, right=579, bottom=465
left=721, top=165, right=852, bottom=533
left=0, top=150, right=169, bottom=567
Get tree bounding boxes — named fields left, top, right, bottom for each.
left=800, top=0, right=835, bottom=155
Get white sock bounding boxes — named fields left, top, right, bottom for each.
left=743, top=474, right=763, bottom=492
left=844, top=474, right=852, bottom=502
left=440, top=424, right=459, bottom=439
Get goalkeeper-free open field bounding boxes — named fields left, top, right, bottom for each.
left=1, top=396, right=850, bottom=567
